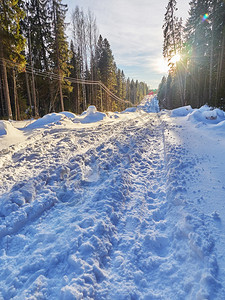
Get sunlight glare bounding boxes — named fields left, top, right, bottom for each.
left=170, top=54, right=181, bottom=64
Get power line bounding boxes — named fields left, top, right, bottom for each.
left=0, top=58, right=134, bottom=106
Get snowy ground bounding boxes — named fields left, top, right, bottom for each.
left=0, top=97, right=225, bottom=299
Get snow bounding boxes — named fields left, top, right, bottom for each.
left=1, top=98, right=225, bottom=299
left=121, top=107, right=137, bottom=113
left=138, top=95, right=159, bottom=113
left=0, top=120, right=24, bottom=137
left=170, top=105, right=193, bottom=117
left=25, top=113, right=69, bottom=129
left=0, top=121, right=26, bottom=151
left=75, top=105, right=107, bottom=124
left=59, top=111, right=77, bottom=119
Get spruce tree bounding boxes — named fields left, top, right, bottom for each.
left=162, top=0, right=185, bottom=107
left=157, top=76, right=167, bottom=108
left=163, top=0, right=179, bottom=66
left=50, top=0, right=71, bottom=112
left=96, top=37, right=117, bottom=110
left=185, top=0, right=211, bottom=106
left=24, top=0, right=54, bottom=115
left=126, top=78, right=131, bottom=102
left=210, top=0, right=225, bottom=107
left=116, top=68, right=122, bottom=99
left=121, top=70, right=127, bottom=100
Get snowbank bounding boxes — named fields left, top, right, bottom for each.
left=214, top=120, right=225, bottom=130
left=59, top=111, right=76, bottom=118
left=121, top=107, right=137, bottom=113
left=19, top=99, right=159, bottom=132
left=171, top=105, right=193, bottom=117
left=188, top=106, right=225, bottom=126
left=74, top=106, right=106, bottom=124
left=24, top=111, right=77, bottom=130
left=0, top=121, right=25, bottom=150
left=0, top=120, right=23, bottom=137
left=0, top=121, right=7, bottom=136
left=24, top=107, right=107, bottom=128
left=25, top=113, right=69, bottom=129
left=171, top=105, right=225, bottom=130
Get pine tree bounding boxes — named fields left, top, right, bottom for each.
left=0, top=0, right=26, bottom=119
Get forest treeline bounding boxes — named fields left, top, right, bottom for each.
left=0, top=1, right=149, bottom=120
left=158, top=0, right=225, bottom=110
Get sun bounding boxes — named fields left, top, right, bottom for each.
left=170, top=53, right=181, bottom=64
left=156, top=57, right=169, bottom=74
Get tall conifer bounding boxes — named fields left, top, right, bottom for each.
left=0, top=0, right=26, bottom=119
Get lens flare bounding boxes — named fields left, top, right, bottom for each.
left=200, top=13, right=209, bottom=22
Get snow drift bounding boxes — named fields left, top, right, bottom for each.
left=170, top=105, right=193, bottom=117
left=75, top=105, right=107, bottom=124
left=25, top=112, right=73, bottom=129
left=171, top=104, right=225, bottom=130
left=0, top=121, right=23, bottom=137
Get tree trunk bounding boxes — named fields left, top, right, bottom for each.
left=13, top=68, right=20, bottom=120
left=28, top=29, right=38, bottom=117
left=25, top=69, right=32, bottom=108
left=82, top=82, right=87, bottom=111
left=209, top=4, right=215, bottom=104
left=216, top=33, right=225, bottom=102
left=0, top=43, right=12, bottom=119
left=59, top=75, right=64, bottom=111
left=0, top=75, right=5, bottom=116
left=53, top=0, right=64, bottom=112
left=77, top=80, right=80, bottom=113
left=100, top=85, right=103, bottom=111
left=30, top=67, right=38, bottom=117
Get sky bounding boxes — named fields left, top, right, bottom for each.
left=64, top=0, right=190, bottom=89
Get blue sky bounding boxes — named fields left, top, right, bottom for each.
left=64, top=0, right=190, bottom=89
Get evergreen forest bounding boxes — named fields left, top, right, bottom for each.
left=158, top=0, right=225, bottom=110
left=0, top=1, right=149, bottom=120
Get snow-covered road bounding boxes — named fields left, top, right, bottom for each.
left=0, top=99, right=225, bottom=299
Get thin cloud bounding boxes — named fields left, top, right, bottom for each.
left=65, top=0, right=189, bottom=88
